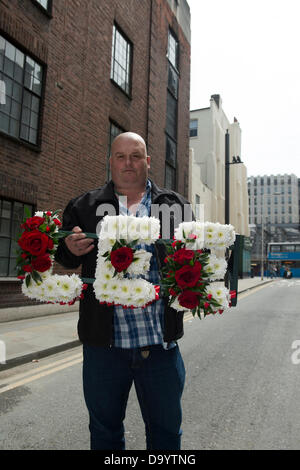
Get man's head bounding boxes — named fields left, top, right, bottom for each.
left=110, top=132, right=150, bottom=191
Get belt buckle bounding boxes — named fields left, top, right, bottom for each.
left=141, top=349, right=150, bottom=359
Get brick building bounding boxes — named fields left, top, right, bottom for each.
left=0, top=0, right=191, bottom=308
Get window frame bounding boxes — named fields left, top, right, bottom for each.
left=0, top=198, right=34, bottom=277
left=31, top=0, right=53, bottom=18
left=167, top=28, right=179, bottom=72
left=0, top=32, right=46, bottom=151
left=189, top=119, right=198, bottom=137
left=110, top=23, right=133, bottom=98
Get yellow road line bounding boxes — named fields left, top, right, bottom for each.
left=0, top=357, right=83, bottom=394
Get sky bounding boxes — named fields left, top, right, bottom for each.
left=188, top=0, right=300, bottom=178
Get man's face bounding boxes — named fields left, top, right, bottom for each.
left=110, top=135, right=150, bottom=190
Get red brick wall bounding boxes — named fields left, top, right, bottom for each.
left=0, top=0, right=190, bottom=307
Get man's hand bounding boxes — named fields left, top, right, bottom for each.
left=64, top=226, right=95, bottom=257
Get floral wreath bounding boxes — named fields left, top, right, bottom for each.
left=16, top=210, right=85, bottom=305
left=17, top=211, right=236, bottom=318
left=93, top=215, right=161, bottom=308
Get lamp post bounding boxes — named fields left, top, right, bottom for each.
left=260, top=191, right=281, bottom=280
left=224, top=130, right=243, bottom=288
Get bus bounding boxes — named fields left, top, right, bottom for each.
left=267, top=242, right=300, bottom=278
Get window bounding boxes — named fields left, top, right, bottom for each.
left=282, top=216, right=285, bottom=223
left=0, top=199, right=34, bottom=277
left=111, top=24, right=132, bottom=96
left=165, top=161, right=176, bottom=191
left=106, top=120, right=125, bottom=180
left=31, top=0, right=52, bottom=16
left=189, top=119, right=198, bottom=137
left=167, top=29, right=179, bottom=70
left=0, top=35, right=43, bottom=146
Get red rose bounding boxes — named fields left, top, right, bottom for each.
left=31, top=254, right=52, bottom=273
left=23, top=264, right=33, bottom=273
left=53, top=218, right=62, bottom=226
left=169, top=288, right=177, bottom=296
left=173, top=248, right=195, bottom=265
left=175, top=262, right=202, bottom=288
left=22, top=216, right=45, bottom=231
left=48, top=238, right=54, bottom=250
left=204, top=301, right=210, bottom=309
left=110, top=246, right=134, bottom=272
left=178, top=291, right=200, bottom=310
left=18, top=230, right=50, bottom=256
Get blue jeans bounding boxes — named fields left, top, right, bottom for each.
left=82, top=343, right=185, bottom=450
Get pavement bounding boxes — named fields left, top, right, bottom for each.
left=0, top=277, right=274, bottom=370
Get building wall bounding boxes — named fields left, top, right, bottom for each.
left=189, top=95, right=250, bottom=236
left=0, top=0, right=191, bottom=307
left=248, top=174, right=299, bottom=226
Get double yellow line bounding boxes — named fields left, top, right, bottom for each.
left=0, top=352, right=82, bottom=395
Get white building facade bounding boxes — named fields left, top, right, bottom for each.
left=189, top=95, right=249, bottom=237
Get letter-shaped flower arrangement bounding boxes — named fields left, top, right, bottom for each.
left=17, top=211, right=237, bottom=318
left=161, top=221, right=237, bottom=318
left=16, top=210, right=85, bottom=305
left=93, top=215, right=161, bottom=308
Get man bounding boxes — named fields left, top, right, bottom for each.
left=55, top=132, right=193, bottom=450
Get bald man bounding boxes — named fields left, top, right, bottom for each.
left=55, top=132, right=193, bottom=450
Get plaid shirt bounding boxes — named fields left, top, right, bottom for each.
left=113, top=180, right=170, bottom=349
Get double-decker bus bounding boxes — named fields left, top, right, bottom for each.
left=267, top=242, right=300, bottom=277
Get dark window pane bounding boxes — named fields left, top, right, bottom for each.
left=9, top=118, right=19, bottom=137
left=0, top=258, right=9, bottom=276
left=31, top=95, right=39, bottom=113
left=20, top=124, right=29, bottom=140
left=30, top=111, right=38, bottom=129
left=21, top=107, right=30, bottom=125
left=11, top=100, right=21, bottom=119
left=9, top=258, right=18, bottom=276
left=168, top=65, right=178, bottom=99
left=0, top=218, right=10, bottom=236
left=166, top=135, right=176, bottom=166
left=190, top=119, right=198, bottom=137
left=0, top=112, right=9, bottom=133
left=29, top=128, right=37, bottom=144
left=23, top=90, right=32, bottom=108
left=165, top=163, right=176, bottom=191
left=12, top=82, right=22, bottom=102
left=0, top=238, right=10, bottom=256
left=166, top=92, right=177, bottom=140
left=4, top=57, right=14, bottom=78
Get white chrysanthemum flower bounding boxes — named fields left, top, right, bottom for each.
left=206, top=285, right=230, bottom=310
left=204, top=254, right=227, bottom=280
left=127, top=250, right=152, bottom=276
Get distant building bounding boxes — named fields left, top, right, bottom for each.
left=0, top=0, right=191, bottom=308
left=189, top=94, right=250, bottom=277
left=247, top=174, right=300, bottom=275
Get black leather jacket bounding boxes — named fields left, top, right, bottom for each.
left=55, top=179, right=193, bottom=347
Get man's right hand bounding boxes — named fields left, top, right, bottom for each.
left=64, top=226, right=95, bottom=257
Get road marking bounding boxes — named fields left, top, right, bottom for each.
left=0, top=355, right=82, bottom=394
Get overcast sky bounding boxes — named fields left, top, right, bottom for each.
left=188, top=0, right=300, bottom=178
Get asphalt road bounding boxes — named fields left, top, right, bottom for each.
left=1, top=279, right=300, bottom=450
